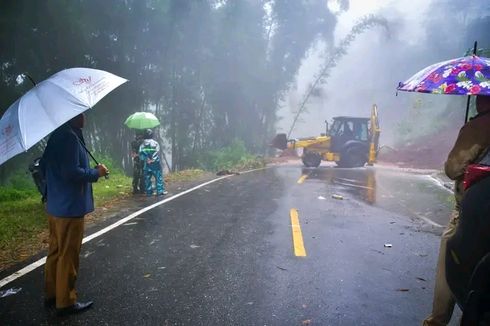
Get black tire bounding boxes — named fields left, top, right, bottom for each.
left=302, top=151, right=321, bottom=168
left=337, top=146, right=367, bottom=168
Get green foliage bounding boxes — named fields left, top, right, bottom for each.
left=0, top=170, right=38, bottom=201
left=165, top=169, right=206, bottom=184
left=197, top=140, right=265, bottom=171
left=0, top=166, right=131, bottom=253
left=93, top=152, right=124, bottom=175
left=0, top=169, right=47, bottom=248
left=0, top=198, right=46, bottom=249
left=92, top=171, right=132, bottom=204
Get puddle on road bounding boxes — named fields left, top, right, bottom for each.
left=302, top=167, right=453, bottom=227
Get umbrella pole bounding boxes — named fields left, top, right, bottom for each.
left=464, top=96, right=471, bottom=122
left=25, top=73, right=36, bottom=86
left=78, top=140, right=100, bottom=165
left=464, top=41, right=478, bottom=123
left=76, top=136, right=110, bottom=179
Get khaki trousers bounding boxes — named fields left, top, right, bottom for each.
left=423, top=209, right=459, bottom=326
left=44, top=215, right=85, bottom=309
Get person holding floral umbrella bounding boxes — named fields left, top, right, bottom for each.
left=397, top=47, right=490, bottom=325
left=422, top=95, right=490, bottom=326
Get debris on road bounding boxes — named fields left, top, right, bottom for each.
left=416, top=277, right=427, bottom=282
left=318, top=195, right=326, bottom=200
left=144, top=273, right=151, bottom=278
left=0, top=288, right=22, bottom=298
left=158, top=266, right=166, bottom=270
left=123, top=222, right=138, bottom=226
left=276, top=265, right=288, bottom=271
left=332, top=194, right=344, bottom=200
left=396, top=288, right=410, bottom=292
left=302, top=319, right=312, bottom=325
left=190, top=244, right=200, bottom=249
left=384, top=243, right=393, bottom=248
left=216, top=170, right=240, bottom=176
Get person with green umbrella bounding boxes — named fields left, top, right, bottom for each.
left=139, top=129, right=167, bottom=197
left=124, top=112, right=161, bottom=194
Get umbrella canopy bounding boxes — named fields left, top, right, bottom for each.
left=397, top=55, right=490, bottom=95
left=124, top=112, right=160, bottom=129
left=0, top=68, right=127, bottom=166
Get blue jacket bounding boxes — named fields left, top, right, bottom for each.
left=42, top=124, right=100, bottom=217
left=139, top=138, right=162, bottom=171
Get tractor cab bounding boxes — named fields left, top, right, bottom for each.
left=327, top=117, right=370, bottom=153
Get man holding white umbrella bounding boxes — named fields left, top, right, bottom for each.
left=42, top=113, right=108, bottom=316
left=0, top=67, right=127, bottom=316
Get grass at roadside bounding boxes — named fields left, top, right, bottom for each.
left=0, top=171, right=132, bottom=269
left=165, top=169, right=206, bottom=184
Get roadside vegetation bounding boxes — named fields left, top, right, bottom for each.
left=196, top=140, right=266, bottom=172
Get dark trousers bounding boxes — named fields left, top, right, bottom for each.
left=132, top=160, right=144, bottom=192
left=44, top=215, right=84, bottom=308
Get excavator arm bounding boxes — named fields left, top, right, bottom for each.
left=270, top=133, right=330, bottom=151
left=368, top=104, right=381, bottom=165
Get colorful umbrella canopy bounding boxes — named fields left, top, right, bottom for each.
left=0, top=68, right=127, bottom=166
left=397, top=55, right=490, bottom=95
left=124, top=112, right=160, bottom=129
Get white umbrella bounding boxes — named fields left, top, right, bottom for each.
left=0, top=68, right=127, bottom=166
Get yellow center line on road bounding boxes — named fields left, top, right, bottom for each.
left=290, top=208, right=307, bottom=257
left=297, top=174, right=308, bottom=184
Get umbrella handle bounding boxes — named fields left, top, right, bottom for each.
left=76, top=136, right=110, bottom=179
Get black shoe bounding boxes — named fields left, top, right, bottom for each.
left=44, top=298, right=56, bottom=308
left=57, top=301, right=93, bottom=316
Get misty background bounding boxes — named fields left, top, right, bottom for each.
left=1, top=0, right=489, bottom=180
left=280, top=0, right=490, bottom=144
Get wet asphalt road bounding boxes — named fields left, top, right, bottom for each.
left=0, top=164, right=460, bottom=325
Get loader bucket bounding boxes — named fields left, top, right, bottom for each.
left=270, top=133, right=288, bottom=150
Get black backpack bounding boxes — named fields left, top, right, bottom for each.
left=28, top=157, right=47, bottom=203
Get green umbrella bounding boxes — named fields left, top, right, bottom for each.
left=124, top=112, right=160, bottom=129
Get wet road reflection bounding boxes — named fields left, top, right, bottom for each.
left=302, top=166, right=377, bottom=204
left=300, top=166, right=453, bottom=227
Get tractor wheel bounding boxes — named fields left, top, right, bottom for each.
left=302, top=152, right=321, bottom=168
left=338, top=147, right=367, bottom=168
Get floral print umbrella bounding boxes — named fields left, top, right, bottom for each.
left=397, top=55, right=490, bottom=95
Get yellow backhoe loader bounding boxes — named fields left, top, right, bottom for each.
left=271, top=104, right=380, bottom=168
